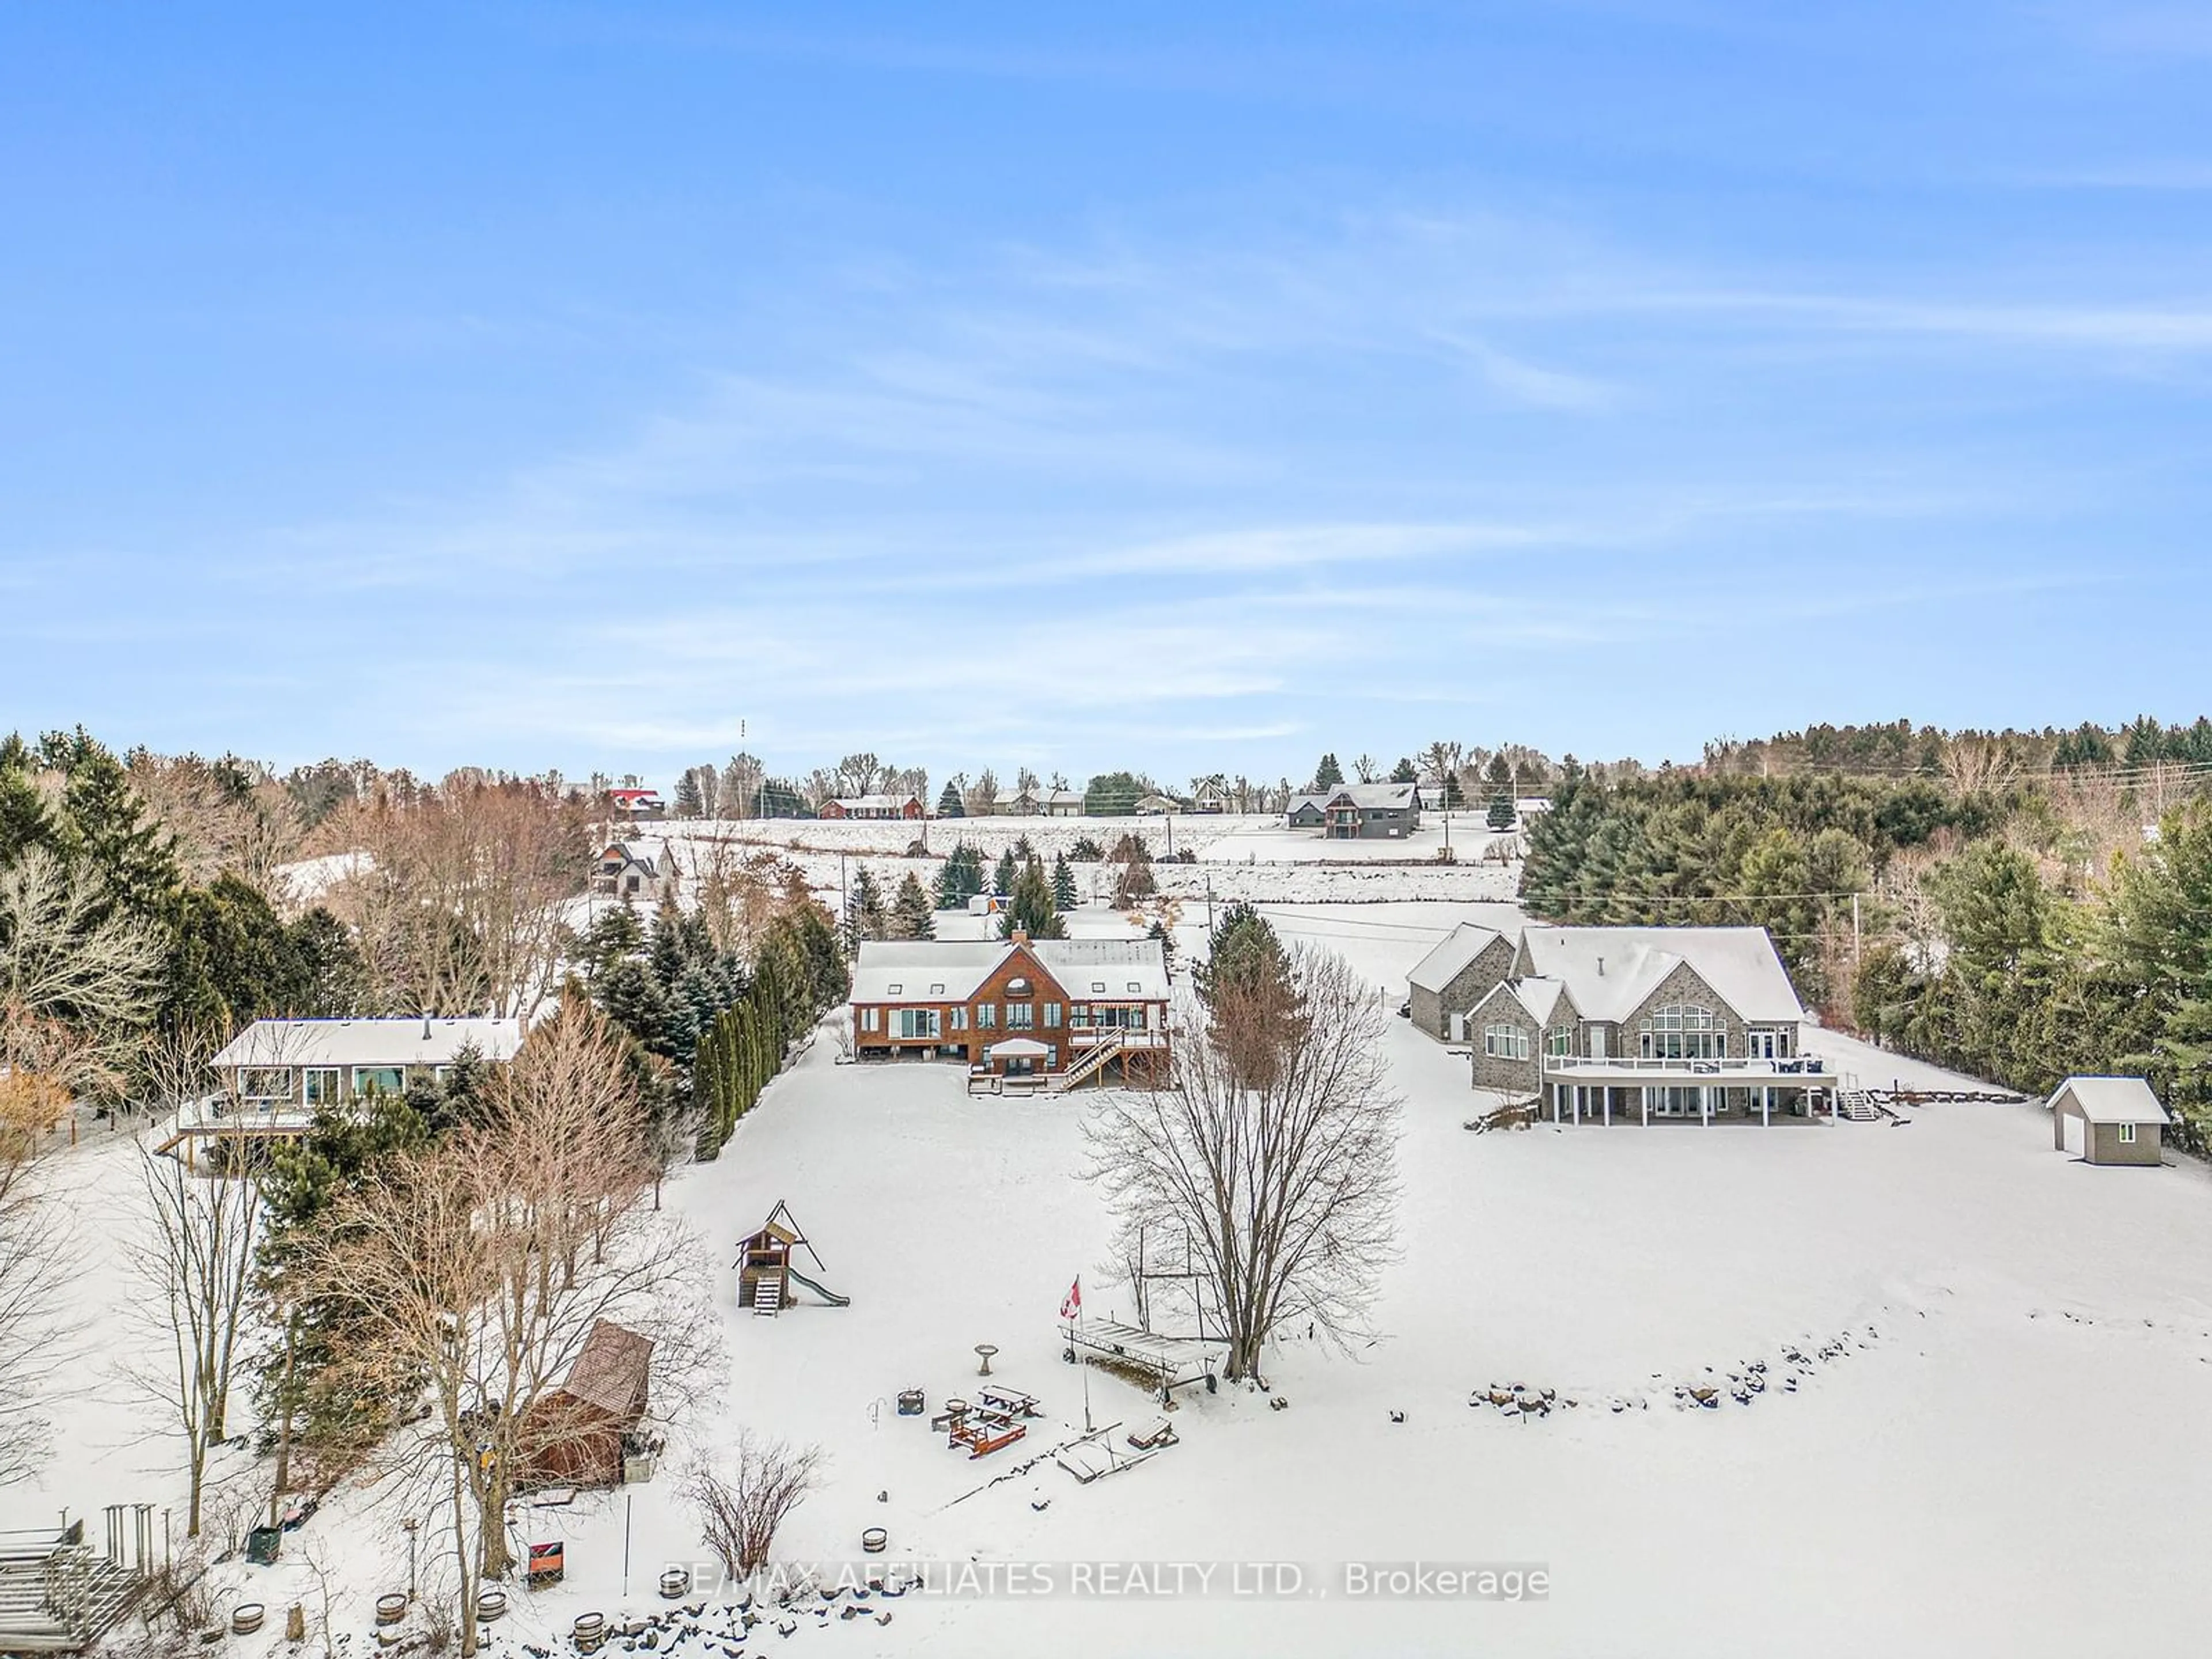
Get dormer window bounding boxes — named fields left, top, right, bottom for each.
left=1092, top=980, right=1107, bottom=993
left=1006, top=976, right=1032, bottom=996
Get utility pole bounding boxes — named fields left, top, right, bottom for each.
left=1205, top=875, right=1215, bottom=940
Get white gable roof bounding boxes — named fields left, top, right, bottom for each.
left=851, top=936, right=1169, bottom=1005
left=1407, top=923, right=1505, bottom=994
left=1515, top=926, right=1804, bottom=1025
left=2050, top=1076, right=2169, bottom=1125
left=212, top=1017, right=527, bottom=1070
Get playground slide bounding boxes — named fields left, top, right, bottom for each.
left=784, top=1268, right=851, bottom=1307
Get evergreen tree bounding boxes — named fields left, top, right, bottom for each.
left=890, top=871, right=937, bottom=940
left=672, top=771, right=704, bottom=819
left=1081, top=771, right=1143, bottom=816
left=1487, top=791, right=1517, bottom=832
left=1391, top=757, right=1418, bottom=783
left=1051, top=852, right=1077, bottom=912
left=1312, top=752, right=1344, bottom=790
left=936, top=781, right=965, bottom=819
left=935, top=843, right=985, bottom=908
left=999, top=858, right=1067, bottom=939
left=992, top=847, right=1019, bottom=899
left=846, top=866, right=888, bottom=945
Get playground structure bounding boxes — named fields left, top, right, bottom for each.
left=736, top=1200, right=851, bottom=1317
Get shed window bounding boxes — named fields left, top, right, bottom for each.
left=2119, top=1122, right=2138, bottom=1144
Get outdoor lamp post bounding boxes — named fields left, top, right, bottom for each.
left=403, top=1517, right=419, bottom=1602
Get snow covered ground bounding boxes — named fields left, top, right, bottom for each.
left=14, top=906, right=2212, bottom=1658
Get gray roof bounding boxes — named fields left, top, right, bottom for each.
left=212, top=1017, right=527, bottom=1070
left=1407, top=923, right=1506, bottom=994
left=1515, top=926, right=1805, bottom=1025
left=2050, top=1076, right=2169, bottom=1125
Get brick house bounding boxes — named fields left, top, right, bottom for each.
left=850, top=931, right=1170, bottom=1086
left=1412, top=924, right=1838, bottom=1126
left=820, top=794, right=925, bottom=820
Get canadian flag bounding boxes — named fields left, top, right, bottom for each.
left=1059, top=1275, right=1082, bottom=1321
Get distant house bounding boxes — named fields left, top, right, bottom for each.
left=850, top=930, right=1171, bottom=1086
left=1407, top=923, right=1836, bottom=1126
left=998, top=787, right=1043, bottom=816
left=1133, top=793, right=1183, bottom=816
left=1041, top=788, right=1085, bottom=817
left=1285, top=782, right=1423, bottom=839
left=1406, top=923, right=1517, bottom=1041
left=518, top=1319, right=654, bottom=1487
left=820, top=794, right=924, bottom=821
left=1192, top=779, right=1230, bottom=814
left=209, top=1017, right=528, bottom=1116
left=593, top=840, right=677, bottom=901
left=605, top=787, right=665, bottom=821
left=2048, top=1076, right=2169, bottom=1166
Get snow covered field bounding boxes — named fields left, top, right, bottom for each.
left=14, top=905, right=2212, bottom=1658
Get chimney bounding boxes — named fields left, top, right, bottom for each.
left=423, top=1011, right=433, bottom=1040
left=1010, top=927, right=1030, bottom=946
left=1597, top=956, right=1605, bottom=977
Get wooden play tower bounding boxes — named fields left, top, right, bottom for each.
left=736, top=1200, right=849, bottom=1316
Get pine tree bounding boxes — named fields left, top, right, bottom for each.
left=846, top=866, right=888, bottom=946
left=891, top=872, right=937, bottom=940
left=936, top=781, right=965, bottom=819
left=1391, top=757, right=1418, bottom=783
left=1000, top=859, right=1067, bottom=939
left=992, top=848, right=1018, bottom=898
left=1487, top=791, right=1517, bottom=832
left=673, top=771, right=704, bottom=819
left=1312, top=752, right=1343, bottom=789
left=935, top=843, right=984, bottom=908
left=1051, top=852, right=1077, bottom=912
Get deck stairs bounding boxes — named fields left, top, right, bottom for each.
left=1838, top=1075, right=1884, bottom=1122
left=0, top=1522, right=148, bottom=1653
left=1048, top=1036, right=1124, bottom=1094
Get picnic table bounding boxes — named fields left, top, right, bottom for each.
left=949, top=1415, right=1027, bottom=1459
left=978, top=1387, right=1040, bottom=1419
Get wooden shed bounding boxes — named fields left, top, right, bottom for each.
left=2050, top=1076, right=2169, bottom=1167
left=519, top=1320, right=654, bottom=1486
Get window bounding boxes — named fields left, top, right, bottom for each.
left=978, top=1003, right=997, bottom=1029
left=352, top=1066, right=406, bottom=1098
left=1007, top=976, right=1031, bottom=996
left=239, top=1067, right=294, bottom=1105
left=897, top=1009, right=941, bottom=1040
left=861, top=1007, right=880, bottom=1033
left=1007, top=1002, right=1035, bottom=1030
left=1071, top=1004, right=1090, bottom=1024
left=1044, top=1003, right=1062, bottom=1027
left=950, top=1006, right=968, bottom=1032
left=930, top=982, right=945, bottom=995
left=1484, top=1024, right=1531, bottom=1061
left=1092, top=981, right=1107, bottom=993
left=303, top=1067, right=340, bottom=1108
left=1639, top=1005, right=1724, bottom=1060
left=887, top=982, right=903, bottom=995
left=1546, top=1027, right=1573, bottom=1059
left=1127, top=981, right=1142, bottom=993
left=2119, top=1122, right=2138, bottom=1144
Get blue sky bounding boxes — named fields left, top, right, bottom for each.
left=3, top=2, right=2209, bottom=789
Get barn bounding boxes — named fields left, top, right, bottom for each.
left=2048, top=1076, right=2169, bottom=1167
left=518, top=1320, right=654, bottom=1487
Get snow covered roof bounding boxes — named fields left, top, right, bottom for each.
left=2050, top=1076, right=2169, bottom=1125
left=1468, top=976, right=1567, bottom=1026
left=1515, top=927, right=1805, bottom=1025
left=600, top=841, right=661, bottom=876
left=1325, top=782, right=1419, bottom=811
left=1407, top=923, right=1506, bottom=994
left=986, top=1037, right=1052, bottom=1059
left=829, top=794, right=919, bottom=812
left=851, top=937, right=1169, bottom=1003
left=211, top=1017, right=528, bottom=1070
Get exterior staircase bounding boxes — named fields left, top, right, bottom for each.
left=1049, top=1035, right=1125, bottom=1094
left=1838, top=1075, right=1883, bottom=1122
left=751, top=1270, right=785, bottom=1317
left=0, top=1522, right=148, bottom=1653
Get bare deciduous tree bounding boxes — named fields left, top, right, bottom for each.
left=293, top=1005, right=713, bottom=1652
left=129, top=1123, right=267, bottom=1536
left=0, top=848, right=165, bottom=1081
left=1084, top=946, right=1401, bottom=1382
left=687, top=1435, right=823, bottom=1580
left=324, top=778, right=588, bottom=1018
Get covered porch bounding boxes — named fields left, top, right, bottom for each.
left=1540, top=1056, right=1842, bottom=1127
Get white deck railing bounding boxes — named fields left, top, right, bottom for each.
left=1543, top=1056, right=1829, bottom=1078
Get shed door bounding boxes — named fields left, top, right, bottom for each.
left=2060, top=1109, right=2086, bottom=1157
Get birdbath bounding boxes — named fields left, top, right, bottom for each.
left=975, top=1343, right=999, bottom=1378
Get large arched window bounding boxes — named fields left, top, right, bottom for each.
left=1639, top=1004, right=1724, bottom=1060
